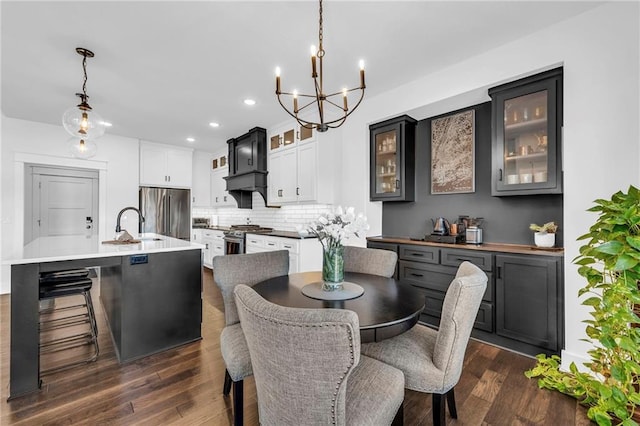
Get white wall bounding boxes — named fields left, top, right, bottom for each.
left=1, top=117, right=141, bottom=293
left=338, top=2, right=639, bottom=367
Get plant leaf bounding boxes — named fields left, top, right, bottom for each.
left=614, top=254, right=638, bottom=271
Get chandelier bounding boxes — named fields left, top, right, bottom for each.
left=275, top=0, right=365, bottom=132
left=62, top=48, right=107, bottom=146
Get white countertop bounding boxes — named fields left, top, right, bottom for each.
left=4, top=233, right=204, bottom=265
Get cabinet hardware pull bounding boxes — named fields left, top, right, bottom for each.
left=410, top=273, right=424, bottom=277
left=296, top=187, right=300, bottom=196
left=497, top=266, right=502, bottom=279
left=248, top=159, right=253, bottom=166
left=456, top=257, right=472, bottom=263
left=223, top=196, right=227, bottom=202
left=216, top=197, right=219, bottom=203
left=296, top=130, right=299, bottom=140
left=412, top=253, right=424, bottom=257
left=499, top=168, right=503, bottom=181
left=395, top=179, right=400, bottom=189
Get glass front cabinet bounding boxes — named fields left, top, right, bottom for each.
left=370, top=115, right=416, bottom=202
left=490, top=68, right=563, bottom=196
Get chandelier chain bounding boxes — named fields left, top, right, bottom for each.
left=318, top=0, right=324, bottom=54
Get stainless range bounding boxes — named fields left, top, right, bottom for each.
left=223, top=225, right=273, bottom=254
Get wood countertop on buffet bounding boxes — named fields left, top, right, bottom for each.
left=367, top=236, right=564, bottom=257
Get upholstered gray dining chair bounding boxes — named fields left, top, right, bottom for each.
left=234, top=284, right=405, bottom=426
left=361, top=261, right=488, bottom=426
left=212, top=250, right=289, bottom=426
left=343, top=246, right=398, bottom=278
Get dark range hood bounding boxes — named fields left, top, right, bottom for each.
left=224, top=127, right=267, bottom=209
left=224, top=170, right=268, bottom=208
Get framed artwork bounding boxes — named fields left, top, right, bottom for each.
left=430, top=109, right=475, bottom=194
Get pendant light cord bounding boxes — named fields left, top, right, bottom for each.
left=81, top=54, right=88, bottom=99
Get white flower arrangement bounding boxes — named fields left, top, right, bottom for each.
left=308, top=206, right=370, bottom=250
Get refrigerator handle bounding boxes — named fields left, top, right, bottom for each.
left=166, top=194, right=171, bottom=233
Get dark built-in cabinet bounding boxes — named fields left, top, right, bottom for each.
left=369, top=115, right=417, bottom=202
left=495, top=254, right=563, bottom=352
left=397, top=245, right=495, bottom=334
left=489, top=68, right=563, bottom=196
left=367, top=239, right=564, bottom=356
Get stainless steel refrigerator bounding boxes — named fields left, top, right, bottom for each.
left=139, top=187, right=191, bottom=240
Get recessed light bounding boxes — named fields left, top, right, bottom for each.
left=209, top=122, right=220, bottom=128
left=186, top=137, right=195, bottom=143
left=244, top=99, right=256, bottom=106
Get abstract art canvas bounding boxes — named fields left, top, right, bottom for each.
left=431, top=109, right=475, bottom=194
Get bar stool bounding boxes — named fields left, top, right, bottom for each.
left=39, top=269, right=99, bottom=375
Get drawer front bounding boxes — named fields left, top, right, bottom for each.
left=264, top=239, right=279, bottom=250
left=399, top=261, right=453, bottom=292
left=399, top=245, right=439, bottom=264
left=400, top=261, right=494, bottom=302
left=279, top=239, right=300, bottom=254
left=412, top=286, right=494, bottom=332
left=474, top=302, right=494, bottom=332
left=367, top=241, right=398, bottom=252
left=440, top=248, right=493, bottom=272
left=246, top=237, right=265, bottom=249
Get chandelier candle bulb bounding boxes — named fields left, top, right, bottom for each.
left=275, top=67, right=281, bottom=93
left=310, top=45, right=317, bottom=77
left=343, top=88, right=348, bottom=110
left=293, top=90, right=298, bottom=113
left=359, top=60, right=366, bottom=88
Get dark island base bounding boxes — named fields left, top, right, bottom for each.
left=100, top=250, right=202, bottom=363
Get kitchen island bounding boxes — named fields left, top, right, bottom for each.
left=4, top=233, right=203, bottom=400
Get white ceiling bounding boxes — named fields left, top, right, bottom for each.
left=1, top=1, right=601, bottom=153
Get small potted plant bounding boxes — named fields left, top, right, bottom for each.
left=529, top=221, right=558, bottom=247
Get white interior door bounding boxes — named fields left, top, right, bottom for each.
left=27, top=166, right=98, bottom=241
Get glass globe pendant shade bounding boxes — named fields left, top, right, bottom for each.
left=67, top=137, right=98, bottom=159
left=62, top=105, right=106, bottom=140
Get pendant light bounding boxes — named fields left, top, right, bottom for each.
left=275, top=0, right=365, bottom=132
left=67, top=137, right=98, bottom=159
left=62, top=48, right=107, bottom=140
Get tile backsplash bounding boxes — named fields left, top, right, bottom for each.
left=193, top=192, right=332, bottom=231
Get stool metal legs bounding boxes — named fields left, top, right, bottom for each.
left=39, top=287, right=99, bottom=375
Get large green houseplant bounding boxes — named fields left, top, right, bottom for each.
left=525, top=185, right=640, bottom=426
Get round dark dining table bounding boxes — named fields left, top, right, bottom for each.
left=252, top=271, right=426, bottom=343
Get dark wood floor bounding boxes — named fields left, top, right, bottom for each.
left=1, top=269, right=591, bottom=425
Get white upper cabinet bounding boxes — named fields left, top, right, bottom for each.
left=267, top=122, right=337, bottom=206
left=140, top=141, right=193, bottom=188
left=192, top=150, right=213, bottom=206
left=210, top=149, right=236, bottom=208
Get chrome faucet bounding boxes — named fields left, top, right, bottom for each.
left=115, top=207, right=145, bottom=233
